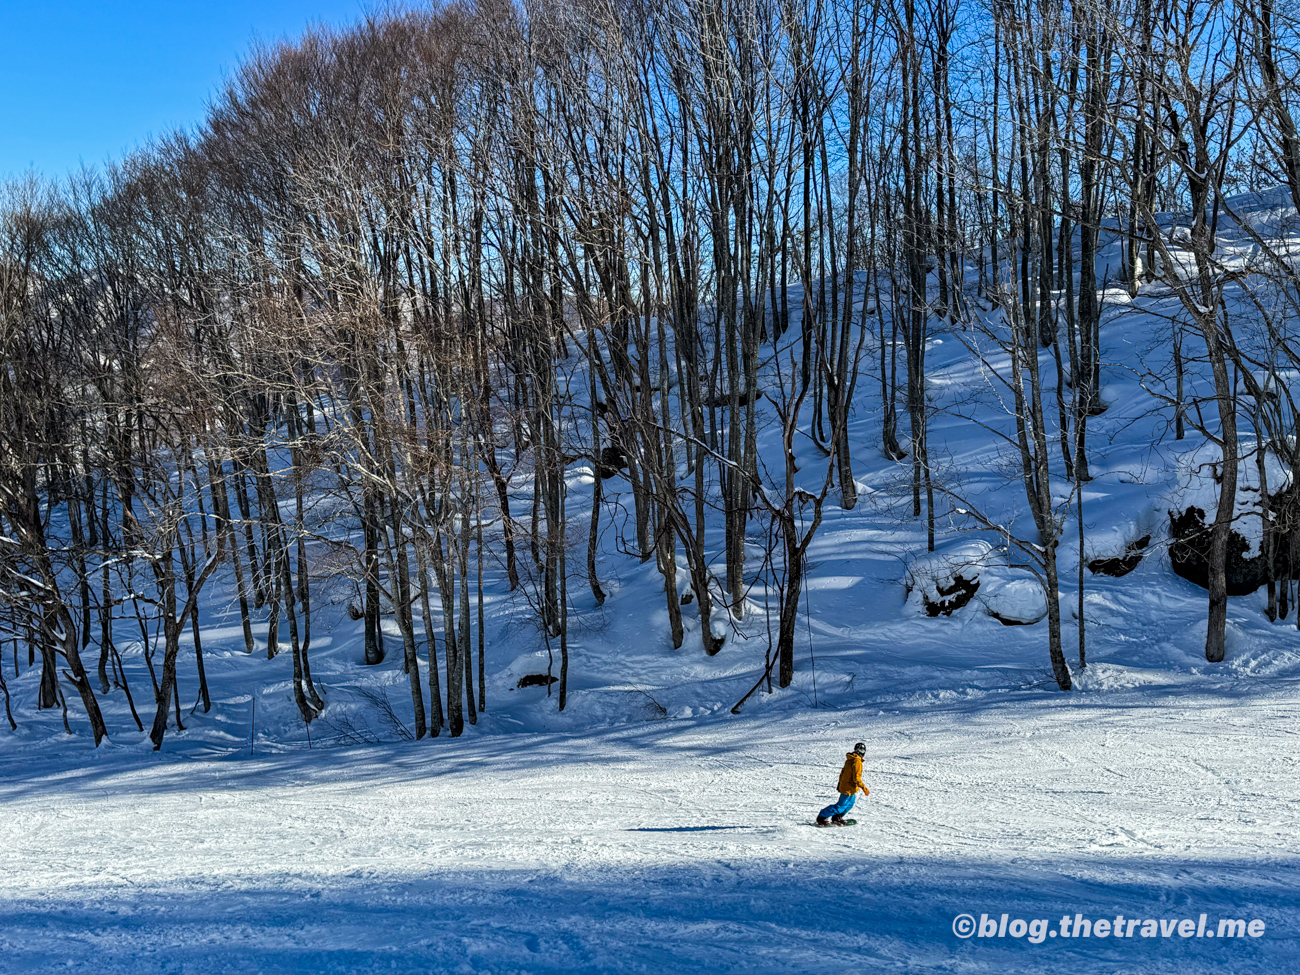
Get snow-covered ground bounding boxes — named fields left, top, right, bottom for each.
left=3, top=671, right=1297, bottom=973
left=6, top=197, right=1300, bottom=972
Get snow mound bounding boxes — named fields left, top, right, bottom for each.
left=904, top=540, right=998, bottom=617
left=977, top=576, right=1047, bottom=626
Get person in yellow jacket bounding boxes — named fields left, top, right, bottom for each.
left=816, top=742, right=868, bottom=826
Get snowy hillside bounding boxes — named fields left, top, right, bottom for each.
left=8, top=0, right=1300, bottom=967
left=4, top=192, right=1300, bottom=972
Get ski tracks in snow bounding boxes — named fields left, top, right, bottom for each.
left=3, top=683, right=1299, bottom=973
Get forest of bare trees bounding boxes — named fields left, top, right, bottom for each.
left=5, top=0, right=1300, bottom=748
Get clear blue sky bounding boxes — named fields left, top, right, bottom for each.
left=0, top=1, right=370, bottom=182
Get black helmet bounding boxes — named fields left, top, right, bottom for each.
left=853, top=742, right=866, bottom=756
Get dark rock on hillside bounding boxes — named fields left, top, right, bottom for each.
left=597, top=444, right=627, bottom=478
left=1088, top=535, right=1151, bottom=578
left=1169, top=507, right=1273, bottom=595
left=923, top=574, right=980, bottom=617
left=517, top=673, right=558, bottom=689
left=987, top=608, right=1041, bottom=626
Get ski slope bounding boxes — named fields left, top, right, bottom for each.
left=2, top=670, right=1296, bottom=974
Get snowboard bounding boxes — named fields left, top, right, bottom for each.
left=813, top=819, right=857, bottom=827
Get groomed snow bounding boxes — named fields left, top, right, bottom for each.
left=2, top=670, right=1297, bottom=974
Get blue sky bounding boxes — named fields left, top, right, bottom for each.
left=0, top=1, right=369, bottom=182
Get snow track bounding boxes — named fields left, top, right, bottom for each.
left=3, top=678, right=1296, bottom=973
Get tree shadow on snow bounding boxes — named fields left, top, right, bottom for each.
left=1, top=854, right=1295, bottom=974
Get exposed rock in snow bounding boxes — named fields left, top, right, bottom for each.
left=1169, top=506, right=1275, bottom=595
left=1165, top=439, right=1300, bottom=594
left=1087, top=534, right=1151, bottom=578
left=597, top=443, right=628, bottom=478
left=904, top=541, right=997, bottom=617
left=517, top=673, right=558, bottom=689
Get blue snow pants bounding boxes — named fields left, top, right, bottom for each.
left=819, top=792, right=856, bottom=820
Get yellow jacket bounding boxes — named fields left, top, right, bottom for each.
left=838, top=752, right=868, bottom=796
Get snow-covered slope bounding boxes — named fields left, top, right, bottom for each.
left=3, top=674, right=1297, bottom=974
left=5, top=192, right=1300, bottom=972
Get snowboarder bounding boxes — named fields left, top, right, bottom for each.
left=816, top=742, right=869, bottom=826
